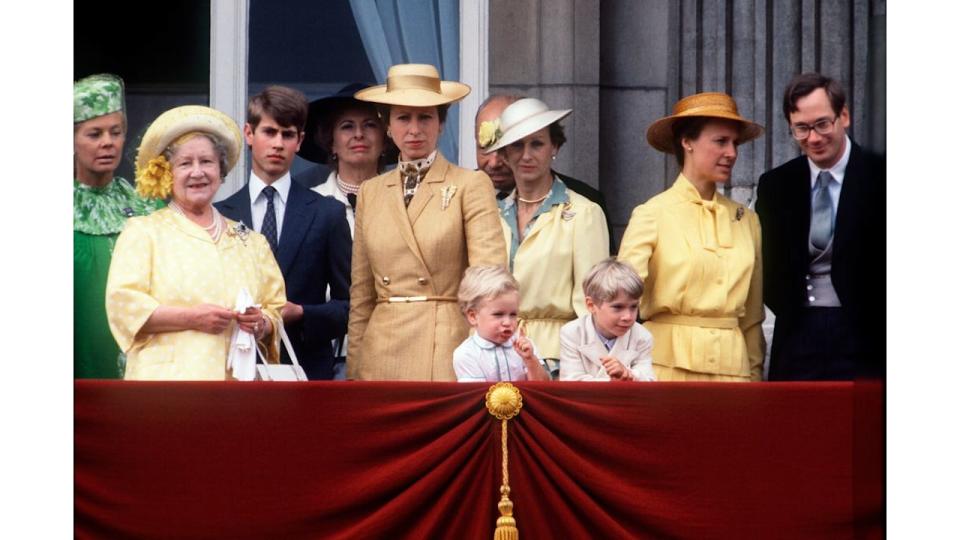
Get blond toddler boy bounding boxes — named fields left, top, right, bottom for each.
left=453, top=265, right=550, bottom=382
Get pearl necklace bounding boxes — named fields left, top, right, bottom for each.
left=169, top=202, right=224, bottom=242
left=517, top=193, right=549, bottom=205
left=335, top=174, right=361, bottom=196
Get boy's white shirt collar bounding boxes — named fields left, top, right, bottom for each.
left=249, top=171, right=292, bottom=204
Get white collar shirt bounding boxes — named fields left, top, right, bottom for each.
left=807, top=134, right=851, bottom=215
left=248, top=171, right=292, bottom=240
left=453, top=334, right=537, bottom=383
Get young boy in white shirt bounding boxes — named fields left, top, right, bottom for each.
left=453, top=265, right=551, bottom=382
left=559, top=258, right=656, bottom=381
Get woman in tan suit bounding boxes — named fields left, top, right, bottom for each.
left=347, top=64, right=507, bottom=380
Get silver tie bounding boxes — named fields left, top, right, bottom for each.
left=810, top=171, right=835, bottom=250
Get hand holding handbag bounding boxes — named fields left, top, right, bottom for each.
left=255, top=321, right=308, bottom=381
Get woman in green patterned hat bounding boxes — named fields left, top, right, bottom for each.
left=74, top=73, right=161, bottom=378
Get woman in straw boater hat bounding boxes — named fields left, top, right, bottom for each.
left=618, top=92, right=766, bottom=382
left=348, top=64, right=506, bottom=380
left=74, top=73, right=163, bottom=379
left=482, top=98, right=609, bottom=378
left=105, top=106, right=287, bottom=380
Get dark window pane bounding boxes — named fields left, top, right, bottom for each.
left=249, top=0, right=376, bottom=181
left=75, top=0, right=210, bottom=182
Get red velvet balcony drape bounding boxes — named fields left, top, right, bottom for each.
left=74, top=381, right=882, bottom=539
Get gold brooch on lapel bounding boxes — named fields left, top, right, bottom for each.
left=440, top=185, right=457, bottom=210
left=735, top=207, right=745, bottom=221
left=561, top=201, right=576, bottom=221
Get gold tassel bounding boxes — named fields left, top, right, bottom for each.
left=486, top=383, right=523, bottom=540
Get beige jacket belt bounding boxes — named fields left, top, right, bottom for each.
left=649, top=314, right=739, bottom=329
left=376, top=295, right=458, bottom=304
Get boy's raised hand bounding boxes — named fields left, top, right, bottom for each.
left=513, top=324, right=535, bottom=361
left=514, top=325, right=550, bottom=381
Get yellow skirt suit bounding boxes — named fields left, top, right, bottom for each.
left=501, top=179, right=610, bottom=360
left=347, top=153, right=507, bottom=381
left=106, top=208, right=286, bottom=380
left=618, top=174, right=764, bottom=381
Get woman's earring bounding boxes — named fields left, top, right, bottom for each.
left=331, top=153, right=338, bottom=161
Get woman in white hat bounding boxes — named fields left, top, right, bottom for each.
left=618, top=92, right=765, bottom=382
left=348, top=64, right=506, bottom=381
left=105, top=106, right=287, bottom=380
left=74, top=73, right=163, bottom=379
left=483, top=98, right=610, bottom=378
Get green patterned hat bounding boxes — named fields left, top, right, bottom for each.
left=74, top=74, right=125, bottom=123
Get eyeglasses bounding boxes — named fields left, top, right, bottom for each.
left=789, top=116, right=839, bottom=140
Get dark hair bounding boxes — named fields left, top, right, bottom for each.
left=782, top=72, right=846, bottom=122
left=315, top=102, right=396, bottom=168
left=548, top=121, right=567, bottom=150
left=670, top=117, right=711, bottom=168
left=247, top=85, right=309, bottom=131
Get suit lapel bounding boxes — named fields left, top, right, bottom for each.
left=575, top=317, right=608, bottom=371
left=407, top=157, right=446, bottom=225
left=787, top=158, right=813, bottom=267
left=608, top=328, right=640, bottom=368
left=276, top=183, right=314, bottom=274
left=385, top=166, right=429, bottom=271
left=832, top=143, right=862, bottom=258
left=218, top=186, right=254, bottom=230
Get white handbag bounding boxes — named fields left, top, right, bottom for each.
left=255, top=322, right=308, bottom=381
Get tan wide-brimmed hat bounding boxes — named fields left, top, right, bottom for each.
left=354, top=64, right=470, bottom=107
left=136, top=105, right=243, bottom=174
left=646, top=92, right=764, bottom=153
left=483, top=97, right=572, bottom=153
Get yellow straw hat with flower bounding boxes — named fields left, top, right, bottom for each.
left=134, top=105, right=242, bottom=199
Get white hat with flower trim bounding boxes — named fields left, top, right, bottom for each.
left=482, top=98, right=572, bottom=153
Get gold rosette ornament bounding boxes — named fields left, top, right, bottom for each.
left=485, top=382, right=523, bottom=540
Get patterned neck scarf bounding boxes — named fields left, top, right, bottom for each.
left=398, top=150, right=437, bottom=206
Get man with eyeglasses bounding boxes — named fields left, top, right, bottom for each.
left=756, top=73, right=885, bottom=381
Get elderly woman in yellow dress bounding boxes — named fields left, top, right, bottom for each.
left=106, top=106, right=286, bottom=380
left=618, top=92, right=765, bottom=382
left=347, top=64, right=506, bottom=380
left=482, top=98, right=609, bottom=378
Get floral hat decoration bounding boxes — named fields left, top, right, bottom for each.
left=477, top=118, right=502, bottom=151
left=134, top=105, right=242, bottom=199
left=74, top=73, right=125, bottom=124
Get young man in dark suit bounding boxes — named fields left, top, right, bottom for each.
left=756, top=73, right=885, bottom=380
left=216, top=86, right=352, bottom=380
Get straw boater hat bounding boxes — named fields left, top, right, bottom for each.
left=353, top=64, right=470, bottom=107
left=134, top=105, right=243, bottom=199
left=645, top=92, right=764, bottom=153
left=482, top=98, right=572, bottom=153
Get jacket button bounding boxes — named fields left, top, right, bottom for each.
left=382, top=276, right=390, bottom=285
left=418, top=277, right=428, bottom=285
left=808, top=295, right=816, bottom=302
